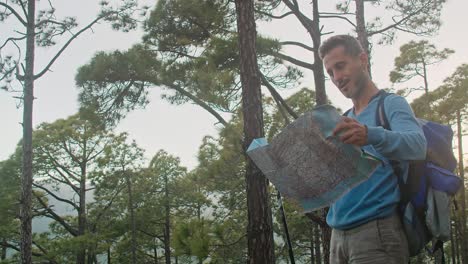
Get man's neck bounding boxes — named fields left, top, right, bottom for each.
left=352, top=82, right=379, bottom=115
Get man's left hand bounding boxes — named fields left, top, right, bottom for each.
left=332, top=117, right=368, bottom=146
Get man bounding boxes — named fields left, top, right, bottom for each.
left=319, top=35, right=427, bottom=263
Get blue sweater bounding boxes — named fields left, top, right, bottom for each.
left=326, top=92, right=427, bottom=230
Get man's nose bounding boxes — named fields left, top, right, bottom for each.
left=333, top=70, right=343, bottom=83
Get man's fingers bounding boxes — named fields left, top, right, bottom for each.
left=341, top=116, right=354, bottom=123
left=340, top=129, right=356, bottom=142
left=333, top=120, right=352, bottom=136
left=342, top=133, right=359, bottom=144
left=333, top=117, right=359, bottom=136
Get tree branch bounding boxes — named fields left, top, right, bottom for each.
left=45, top=172, right=79, bottom=194
left=279, top=41, right=316, bottom=52
left=0, top=3, right=27, bottom=26
left=34, top=193, right=79, bottom=236
left=255, top=9, right=294, bottom=19
left=368, top=1, right=430, bottom=36
left=273, top=52, right=315, bottom=70
left=320, top=15, right=356, bottom=27
left=282, top=0, right=318, bottom=41
left=305, top=212, right=327, bottom=227
left=35, top=18, right=69, bottom=29
left=0, top=36, right=27, bottom=49
left=320, top=12, right=355, bottom=16
left=260, top=72, right=298, bottom=119
left=33, top=182, right=79, bottom=211
left=32, top=240, right=59, bottom=264
left=152, top=48, right=199, bottom=60
left=93, top=185, right=126, bottom=223
left=34, top=14, right=108, bottom=79
left=0, top=240, right=44, bottom=257
left=164, top=83, right=228, bottom=126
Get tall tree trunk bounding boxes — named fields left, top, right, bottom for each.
left=126, top=174, right=137, bottom=264
left=281, top=0, right=327, bottom=104
left=456, top=110, right=467, bottom=264
left=1, top=239, right=6, bottom=260
left=321, top=220, right=331, bottom=264
left=154, top=241, right=158, bottom=264
left=312, top=1, right=331, bottom=260
left=355, top=0, right=372, bottom=77
left=310, top=222, right=315, bottom=264
left=20, top=1, right=36, bottom=263
left=454, top=215, right=461, bottom=264
left=314, top=223, right=322, bottom=264
left=312, top=0, right=327, bottom=106
left=107, top=246, right=111, bottom=264
left=235, top=0, right=275, bottom=263
left=422, top=60, right=429, bottom=94
left=450, top=218, right=456, bottom=264
left=77, top=165, right=88, bottom=264
left=164, top=174, right=171, bottom=264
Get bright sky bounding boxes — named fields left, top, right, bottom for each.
left=1, top=0, right=467, bottom=169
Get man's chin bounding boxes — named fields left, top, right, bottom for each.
left=340, top=89, right=352, bottom=98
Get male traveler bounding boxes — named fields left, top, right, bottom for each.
left=319, top=35, right=427, bottom=264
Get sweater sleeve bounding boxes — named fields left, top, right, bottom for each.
left=366, top=95, right=427, bottom=161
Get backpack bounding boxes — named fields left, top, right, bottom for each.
left=375, top=91, right=462, bottom=259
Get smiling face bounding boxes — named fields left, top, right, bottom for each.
left=322, top=45, right=370, bottom=100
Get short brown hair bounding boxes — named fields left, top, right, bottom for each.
left=319, top=35, right=364, bottom=59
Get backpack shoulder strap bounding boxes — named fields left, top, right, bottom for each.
left=343, top=108, right=351, bottom=117
left=376, top=90, right=392, bottom=130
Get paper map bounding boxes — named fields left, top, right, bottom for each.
left=247, top=105, right=381, bottom=212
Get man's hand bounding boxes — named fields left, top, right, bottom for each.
left=332, top=117, right=368, bottom=146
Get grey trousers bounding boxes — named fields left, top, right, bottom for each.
left=330, top=214, right=409, bottom=264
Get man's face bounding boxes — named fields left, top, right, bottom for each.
left=322, top=46, right=369, bottom=99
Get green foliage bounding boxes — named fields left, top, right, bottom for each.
left=173, top=219, right=211, bottom=261
left=76, top=45, right=159, bottom=127
left=0, top=155, right=21, bottom=243
left=390, top=40, right=454, bottom=94
left=0, top=0, right=143, bottom=92
left=273, top=199, right=318, bottom=263
left=27, top=112, right=147, bottom=262
left=265, top=88, right=317, bottom=140
left=362, top=0, right=447, bottom=45
left=77, top=0, right=301, bottom=128
left=411, top=64, right=468, bottom=124
left=144, top=0, right=233, bottom=51
left=384, top=0, right=445, bottom=36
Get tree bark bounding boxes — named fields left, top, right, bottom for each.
left=312, top=1, right=331, bottom=260
left=20, top=1, right=36, bottom=263
left=1, top=239, right=6, bottom=260
left=321, top=219, right=331, bottom=264
left=126, top=174, right=137, bottom=264
left=154, top=241, right=158, bottom=264
left=310, top=222, right=315, bottom=264
left=235, top=0, right=275, bottom=263
left=164, top=173, right=171, bottom=264
left=281, top=0, right=327, bottom=104
left=454, top=214, right=461, bottom=264
left=422, top=59, right=429, bottom=94
left=314, top=222, right=322, bottom=264
left=311, top=0, right=327, bottom=106
left=77, top=163, right=88, bottom=264
left=355, top=0, right=372, bottom=77
left=456, top=110, right=467, bottom=264
left=107, top=246, right=111, bottom=264
left=450, top=218, right=456, bottom=264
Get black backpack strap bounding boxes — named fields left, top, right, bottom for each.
left=376, top=91, right=410, bottom=200
left=376, top=90, right=391, bottom=130
left=343, top=108, right=351, bottom=117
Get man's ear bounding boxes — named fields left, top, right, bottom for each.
left=359, top=52, right=368, bottom=67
